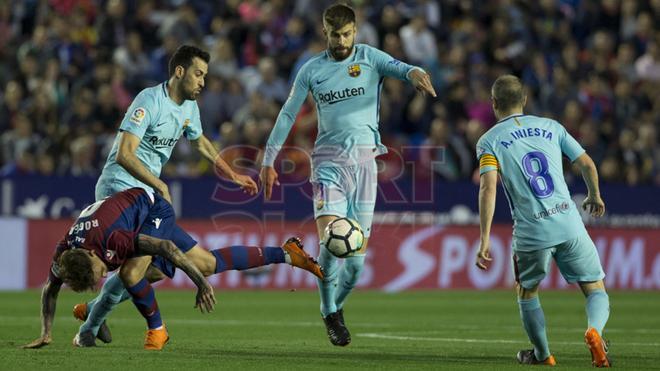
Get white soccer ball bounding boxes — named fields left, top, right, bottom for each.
left=323, top=217, right=365, bottom=258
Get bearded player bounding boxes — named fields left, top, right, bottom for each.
left=260, top=4, right=436, bottom=346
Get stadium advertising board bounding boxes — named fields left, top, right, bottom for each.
left=16, top=219, right=660, bottom=291
left=1, top=176, right=658, bottom=228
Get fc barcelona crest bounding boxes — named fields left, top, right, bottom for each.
left=348, top=64, right=361, bottom=77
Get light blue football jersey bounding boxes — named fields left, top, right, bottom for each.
left=96, top=82, right=203, bottom=198
left=263, top=44, right=422, bottom=168
left=476, top=114, right=587, bottom=251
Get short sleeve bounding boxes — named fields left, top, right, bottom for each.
left=105, top=230, right=138, bottom=265
left=119, top=90, right=155, bottom=140
left=184, top=103, right=203, bottom=140
left=476, top=136, right=499, bottom=175
left=558, top=122, right=585, bottom=161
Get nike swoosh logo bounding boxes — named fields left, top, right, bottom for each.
left=156, top=122, right=166, bottom=127
left=316, top=78, right=330, bottom=85
left=328, top=98, right=351, bottom=105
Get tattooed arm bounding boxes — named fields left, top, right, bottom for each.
left=23, top=279, right=62, bottom=348
left=135, top=234, right=216, bottom=312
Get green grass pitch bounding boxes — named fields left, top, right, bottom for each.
left=1, top=289, right=658, bottom=370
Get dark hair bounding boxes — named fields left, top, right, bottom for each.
left=491, top=75, right=525, bottom=112
left=323, top=3, right=356, bottom=30
left=168, top=45, right=210, bottom=77
left=58, top=249, right=96, bottom=292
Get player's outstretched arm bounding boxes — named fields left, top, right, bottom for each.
left=408, top=68, right=437, bottom=97
left=573, top=153, right=605, bottom=218
left=191, top=135, right=258, bottom=195
left=23, top=279, right=62, bottom=349
left=136, top=234, right=216, bottom=313
left=476, top=171, right=498, bottom=270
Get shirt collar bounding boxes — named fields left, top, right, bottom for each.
left=497, top=113, right=524, bottom=124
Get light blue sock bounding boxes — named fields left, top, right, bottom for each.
left=317, top=243, right=340, bottom=317
left=586, top=289, right=610, bottom=335
left=79, top=273, right=131, bottom=335
left=518, top=297, right=551, bottom=361
left=334, top=254, right=365, bottom=310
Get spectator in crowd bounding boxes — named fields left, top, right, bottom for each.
left=0, top=0, right=656, bottom=186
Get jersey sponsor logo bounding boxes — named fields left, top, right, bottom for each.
left=129, top=107, right=146, bottom=125
left=348, top=64, right=361, bottom=77
left=317, top=87, right=366, bottom=104
left=147, top=136, right=179, bottom=148
left=532, top=202, right=570, bottom=220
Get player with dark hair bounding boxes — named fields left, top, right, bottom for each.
left=260, top=3, right=436, bottom=346
left=23, top=188, right=322, bottom=350
left=475, top=75, right=610, bottom=367
left=33, top=44, right=319, bottom=350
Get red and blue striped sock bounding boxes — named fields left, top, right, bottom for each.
left=126, top=278, right=162, bottom=330
left=211, top=246, right=284, bottom=273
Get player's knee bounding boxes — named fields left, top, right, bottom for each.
left=579, top=280, right=606, bottom=296
left=191, top=254, right=215, bottom=276
left=185, top=246, right=216, bottom=276
left=516, top=283, right=539, bottom=299
left=119, top=268, right=144, bottom=287
left=145, top=266, right=166, bottom=283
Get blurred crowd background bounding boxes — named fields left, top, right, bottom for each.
left=0, top=0, right=658, bottom=185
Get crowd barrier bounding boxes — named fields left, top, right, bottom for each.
left=2, top=218, right=657, bottom=291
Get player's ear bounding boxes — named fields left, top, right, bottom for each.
left=175, top=65, right=185, bottom=79
left=492, top=97, right=498, bottom=111
left=522, top=94, right=527, bottom=107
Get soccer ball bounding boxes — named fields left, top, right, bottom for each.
left=323, top=217, right=364, bottom=258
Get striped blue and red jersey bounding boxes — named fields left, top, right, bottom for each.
left=50, top=188, right=154, bottom=282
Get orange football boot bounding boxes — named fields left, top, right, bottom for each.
left=144, top=325, right=169, bottom=350
left=585, top=327, right=611, bottom=367
left=282, top=237, right=324, bottom=279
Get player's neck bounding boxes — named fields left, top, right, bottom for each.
left=495, top=109, right=524, bottom=122
left=166, top=78, right=185, bottom=105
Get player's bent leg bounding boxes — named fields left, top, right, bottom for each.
left=74, top=274, right=130, bottom=346
left=580, top=280, right=611, bottom=367
left=554, top=234, right=610, bottom=367
left=514, top=248, right=555, bottom=365
left=120, top=256, right=169, bottom=350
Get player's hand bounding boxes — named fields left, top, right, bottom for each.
left=22, top=335, right=52, bottom=349
left=409, top=69, right=437, bottom=98
left=194, top=282, right=216, bottom=314
left=156, top=184, right=172, bottom=204
left=259, top=166, right=280, bottom=201
left=475, top=239, right=492, bottom=270
left=582, top=195, right=605, bottom=218
left=232, top=173, right=258, bottom=195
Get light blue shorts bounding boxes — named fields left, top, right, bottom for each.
left=513, top=232, right=605, bottom=289
left=310, top=160, right=377, bottom=238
